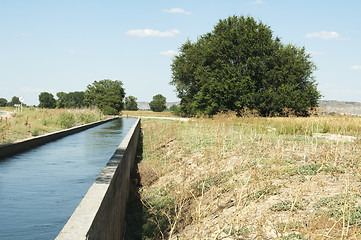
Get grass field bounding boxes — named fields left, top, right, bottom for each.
left=0, top=107, right=105, bottom=144
left=125, top=112, right=361, bottom=239
left=122, top=110, right=176, bottom=118
left=3, top=108, right=361, bottom=239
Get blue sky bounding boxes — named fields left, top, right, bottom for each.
left=1, top=0, right=360, bottom=106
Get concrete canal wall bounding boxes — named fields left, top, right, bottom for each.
left=56, top=117, right=141, bottom=240
left=0, top=117, right=118, bottom=159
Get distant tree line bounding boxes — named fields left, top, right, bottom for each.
left=35, top=79, right=130, bottom=115
left=35, top=79, right=169, bottom=114
left=0, top=79, right=140, bottom=115
left=37, top=91, right=85, bottom=109
left=56, top=91, right=85, bottom=108
left=0, top=96, right=22, bottom=107
left=2, top=79, right=170, bottom=115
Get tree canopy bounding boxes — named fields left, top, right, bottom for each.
left=125, top=96, right=139, bottom=111
left=170, top=104, right=180, bottom=115
left=84, top=79, right=125, bottom=115
left=9, top=96, right=21, bottom=107
left=170, top=16, right=321, bottom=116
left=56, top=91, right=85, bottom=108
left=38, top=92, right=56, bottom=108
left=149, top=94, right=166, bottom=112
left=0, top=98, right=7, bottom=107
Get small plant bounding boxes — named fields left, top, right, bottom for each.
left=57, top=112, right=76, bottom=128
left=318, top=122, right=331, bottom=133
left=270, top=200, right=306, bottom=212
left=246, top=185, right=281, bottom=204
left=140, top=186, right=176, bottom=239
left=275, top=221, right=306, bottom=232
left=285, top=164, right=333, bottom=176
left=31, top=129, right=41, bottom=136
left=41, top=118, right=51, bottom=126
left=283, top=233, right=306, bottom=240
left=223, top=227, right=249, bottom=238
left=191, top=171, right=232, bottom=194
left=314, top=194, right=361, bottom=225
left=1, top=125, right=6, bottom=142
left=315, top=194, right=354, bottom=211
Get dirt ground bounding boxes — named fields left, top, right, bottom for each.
left=126, top=116, right=361, bottom=239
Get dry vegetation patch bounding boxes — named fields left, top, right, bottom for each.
left=0, top=107, right=105, bottom=143
left=128, top=113, right=361, bottom=239
left=123, top=110, right=176, bottom=118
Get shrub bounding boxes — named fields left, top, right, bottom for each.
left=57, top=113, right=76, bottom=128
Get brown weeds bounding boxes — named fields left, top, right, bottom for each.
left=138, top=114, right=361, bottom=239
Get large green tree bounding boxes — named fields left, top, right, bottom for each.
left=56, top=91, right=85, bottom=108
left=170, top=16, right=321, bottom=116
left=0, top=98, right=8, bottom=107
left=84, top=79, right=125, bottom=115
left=67, top=91, right=85, bottom=108
left=38, top=92, right=56, bottom=108
left=8, top=96, right=21, bottom=107
left=56, top=92, right=68, bottom=108
left=149, top=94, right=166, bottom=112
left=125, top=96, right=139, bottom=111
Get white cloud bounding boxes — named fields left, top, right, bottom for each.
left=247, top=0, right=264, bottom=4
left=305, top=31, right=340, bottom=40
left=307, top=51, right=325, bottom=56
left=164, top=8, right=191, bottom=15
left=125, top=29, right=181, bottom=38
left=350, top=65, right=361, bottom=70
left=160, top=50, right=179, bottom=56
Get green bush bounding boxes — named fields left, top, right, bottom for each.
left=76, top=112, right=100, bottom=124
left=101, top=106, right=119, bottom=115
left=170, top=104, right=181, bottom=115
left=57, top=113, right=76, bottom=128
left=31, top=129, right=41, bottom=136
left=42, top=118, right=51, bottom=126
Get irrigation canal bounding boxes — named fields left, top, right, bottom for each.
left=0, top=118, right=137, bottom=240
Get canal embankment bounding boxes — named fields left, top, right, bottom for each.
left=56, top=117, right=141, bottom=240
left=0, top=117, right=140, bottom=240
left=0, top=117, right=117, bottom=159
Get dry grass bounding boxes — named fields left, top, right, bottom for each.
left=0, top=107, right=105, bottom=144
left=135, top=112, right=361, bottom=239
left=122, top=110, right=176, bottom=118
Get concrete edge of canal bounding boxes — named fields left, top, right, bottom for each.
left=0, top=117, right=119, bottom=159
left=56, top=117, right=141, bottom=240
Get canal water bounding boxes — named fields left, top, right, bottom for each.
left=0, top=118, right=136, bottom=240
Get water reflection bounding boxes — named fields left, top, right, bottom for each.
left=0, top=118, right=136, bottom=240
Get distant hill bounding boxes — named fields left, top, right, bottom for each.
left=319, top=100, right=361, bottom=116
left=137, top=100, right=361, bottom=116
